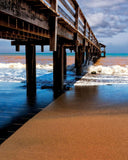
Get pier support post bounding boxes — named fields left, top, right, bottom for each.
left=75, top=45, right=78, bottom=68
left=85, top=46, right=90, bottom=65
left=82, top=47, right=85, bottom=64
left=76, top=46, right=82, bottom=75
left=26, top=44, right=36, bottom=97
left=64, top=47, right=67, bottom=77
left=53, top=44, right=64, bottom=95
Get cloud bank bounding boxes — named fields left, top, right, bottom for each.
left=78, top=0, right=128, bottom=38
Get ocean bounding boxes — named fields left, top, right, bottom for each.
left=75, top=53, right=128, bottom=86
left=0, top=52, right=128, bottom=144
left=0, top=52, right=76, bottom=144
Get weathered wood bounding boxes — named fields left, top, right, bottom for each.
left=76, top=46, right=82, bottom=75
left=82, top=47, right=85, bottom=64
left=26, top=44, right=36, bottom=97
left=58, top=6, right=75, bottom=26
left=0, top=0, right=50, bottom=30
left=64, top=47, right=67, bottom=76
left=11, top=39, right=49, bottom=46
left=49, top=0, right=58, bottom=51
left=59, top=0, right=75, bottom=17
left=41, top=45, right=44, bottom=52
left=0, top=0, right=102, bottom=51
left=16, top=45, right=20, bottom=52
left=53, top=44, right=64, bottom=94
left=85, top=45, right=90, bottom=65
left=75, top=6, right=79, bottom=29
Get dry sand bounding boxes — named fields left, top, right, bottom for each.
left=0, top=86, right=128, bottom=160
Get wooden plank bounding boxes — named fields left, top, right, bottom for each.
left=79, top=9, right=85, bottom=24
left=79, top=19, right=84, bottom=29
left=45, top=0, right=50, bottom=4
left=75, top=6, right=79, bottom=29
left=26, top=0, right=58, bottom=16
left=67, top=0, right=76, bottom=10
left=59, top=0, right=75, bottom=17
left=58, top=18, right=76, bottom=37
left=11, top=39, right=49, bottom=46
left=49, top=0, right=58, bottom=51
left=78, top=26, right=84, bottom=34
left=76, top=46, right=82, bottom=75
left=64, top=47, right=67, bottom=76
left=84, top=20, right=87, bottom=36
left=58, top=6, right=75, bottom=26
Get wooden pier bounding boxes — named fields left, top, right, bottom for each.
left=0, top=0, right=106, bottom=95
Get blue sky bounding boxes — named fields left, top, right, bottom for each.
left=78, top=0, right=128, bottom=53
left=0, top=0, right=127, bottom=53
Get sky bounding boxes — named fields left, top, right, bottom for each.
left=0, top=0, right=127, bottom=53
left=78, top=0, right=128, bottom=53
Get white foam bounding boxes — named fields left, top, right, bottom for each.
left=0, top=62, right=53, bottom=83
left=75, top=65, right=128, bottom=86
left=88, top=65, right=128, bottom=75
left=0, top=63, right=53, bottom=70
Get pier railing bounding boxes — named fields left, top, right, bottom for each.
left=43, top=0, right=99, bottom=48
left=41, top=0, right=100, bottom=49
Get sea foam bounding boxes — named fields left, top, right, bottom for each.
left=75, top=65, right=128, bottom=86
left=88, top=65, right=128, bottom=75
left=0, top=63, right=53, bottom=70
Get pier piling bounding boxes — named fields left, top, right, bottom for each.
left=26, top=44, right=36, bottom=97
left=53, top=44, right=64, bottom=95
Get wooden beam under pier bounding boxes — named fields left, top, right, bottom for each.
left=76, top=46, right=82, bottom=75
left=64, top=47, right=67, bottom=77
left=26, top=44, right=36, bottom=97
left=53, top=44, right=64, bottom=95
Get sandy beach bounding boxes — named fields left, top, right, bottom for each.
left=0, top=84, right=128, bottom=159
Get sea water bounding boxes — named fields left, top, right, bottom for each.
left=0, top=52, right=76, bottom=143
left=0, top=52, right=128, bottom=143
left=75, top=53, right=128, bottom=86
left=1, top=53, right=128, bottom=87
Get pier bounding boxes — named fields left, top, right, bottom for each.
left=1, top=2, right=128, bottom=159
left=0, top=0, right=106, bottom=96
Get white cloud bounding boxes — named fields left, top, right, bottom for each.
left=78, top=0, right=126, bottom=8
left=77, top=0, right=128, bottom=52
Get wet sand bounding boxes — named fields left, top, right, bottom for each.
left=0, top=55, right=75, bottom=65
left=0, top=85, right=128, bottom=159
left=95, top=57, right=128, bottom=66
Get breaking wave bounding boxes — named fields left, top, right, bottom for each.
left=0, top=62, right=53, bottom=70
left=75, top=65, right=128, bottom=86
left=88, top=65, right=128, bottom=75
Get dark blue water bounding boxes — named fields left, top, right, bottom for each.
left=106, top=53, right=128, bottom=57
left=0, top=52, right=128, bottom=57
left=0, top=52, right=75, bottom=56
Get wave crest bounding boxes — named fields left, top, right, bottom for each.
left=88, top=65, right=128, bottom=75
left=0, top=63, right=53, bottom=70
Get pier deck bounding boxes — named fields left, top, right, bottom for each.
left=0, top=85, right=128, bottom=160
